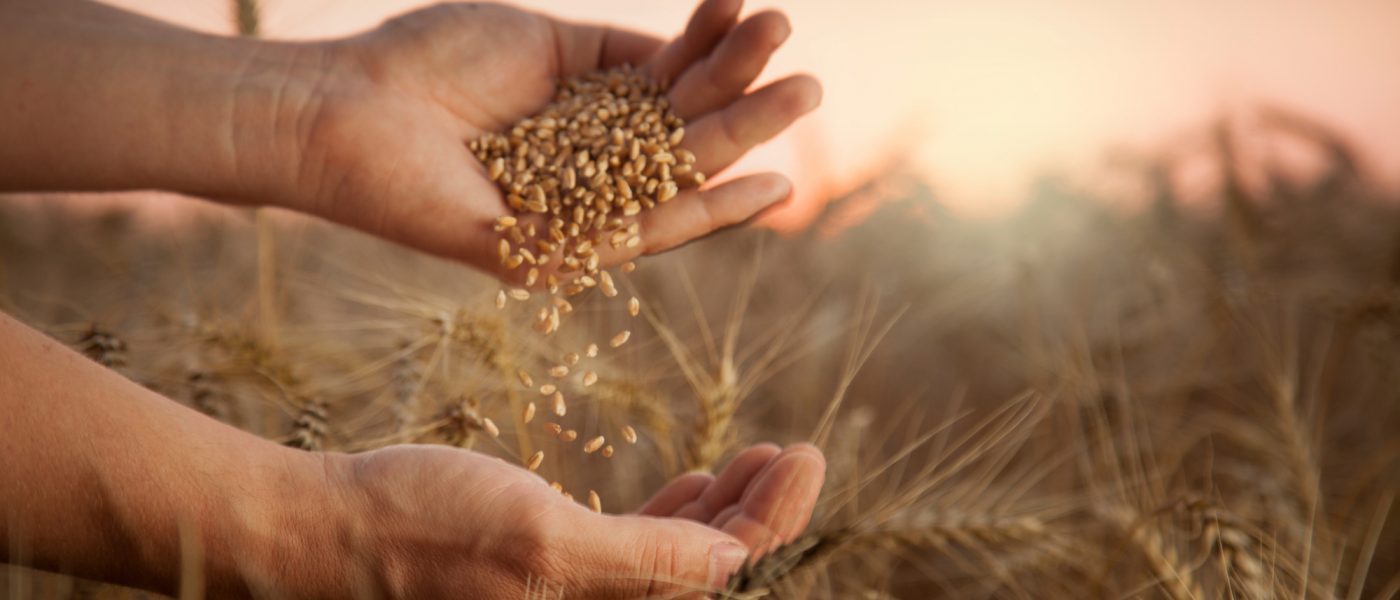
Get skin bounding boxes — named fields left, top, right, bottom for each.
left=0, top=0, right=825, bottom=597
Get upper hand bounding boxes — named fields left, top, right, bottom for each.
left=328, top=443, right=825, bottom=599
left=290, top=0, right=820, bottom=275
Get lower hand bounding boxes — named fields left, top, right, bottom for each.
left=324, top=442, right=825, bottom=599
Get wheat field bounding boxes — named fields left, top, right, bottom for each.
left=1, top=107, right=1397, bottom=598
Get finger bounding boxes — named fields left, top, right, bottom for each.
left=560, top=513, right=748, bottom=597
left=637, top=472, right=714, bottom=517
left=668, top=10, right=792, bottom=119
left=720, top=444, right=825, bottom=553
left=509, top=173, right=789, bottom=279
left=646, top=0, right=743, bottom=84
left=673, top=443, right=781, bottom=522
left=601, top=27, right=666, bottom=68
left=679, top=74, right=822, bottom=177
left=499, top=170, right=785, bottom=281
left=636, top=172, right=792, bottom=256
left=551, top=21, right=665, bottom=76
left=711, top=504, right=743, bottom=530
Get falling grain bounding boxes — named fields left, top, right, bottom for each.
left=525, top=451, right=544, bottom=471
left=610, top=330, right=631, bottom=348
left=552, top=391, right=567, bottom=416
left=599, top=271, right=618, bottom=298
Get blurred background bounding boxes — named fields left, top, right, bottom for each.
left=109, top=0, right=1400, bottom=221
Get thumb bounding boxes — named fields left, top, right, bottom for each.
left=555, top=512, right=749, bottom=598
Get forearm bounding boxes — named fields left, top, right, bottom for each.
left=0, top=0, right=334, bottom=204
left=0, top=312, right=352, bottom=596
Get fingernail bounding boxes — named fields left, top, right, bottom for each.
left=707, top=542, right=749, bottom=590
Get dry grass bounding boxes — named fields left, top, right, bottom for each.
left=1, top=107, right=1398, bottom=598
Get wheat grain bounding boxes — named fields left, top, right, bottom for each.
left=584, top=436, right=605, bottom=453
left=523, top=402, right=536, bottom=424
left=621, top=425, right=638, bottom=444
left=628, top=297, right=640, bottom=317
left=552, top=391, right=567, bottom=416
left=599, top=271, right=618, bottom=297
left=588, top=490, right=602, bottom=513
left=549, top=365, right=570, bottom=377
left=560, top=429, right=578, bottom=442
left=481, top=417, right=500, bottom=438
left=517, top=370, right=534, bottom=389
left=525, top=450, right=544, bottom=471
left=544, top=422, right=562, bottom=435
left=582, top=371, right=598, bottom=387
left=610, top=330, right=631, bottom=348
left=539, top=383, right=557, bottom=395
left=472, top=65, right=700, bottom=343
left=586, top=343, right=599, bottom=357
left=601, top=445, right=614, bottom=458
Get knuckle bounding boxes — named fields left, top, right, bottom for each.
left=632, top=530, right=685, bottom=597
left=509, top=508, right=571, bottom=587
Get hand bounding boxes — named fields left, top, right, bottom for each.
left=293, top=0, right=820, bottom=275
left=329, top=442, right=825, bottom=599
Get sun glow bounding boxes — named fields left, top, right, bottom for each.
left=113, top=0, right=1400, bottom=224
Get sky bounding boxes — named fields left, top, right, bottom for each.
left=111, top=0, right=1400, bottom=221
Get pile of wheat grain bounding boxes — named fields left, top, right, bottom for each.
left=470, top=64, right=697, bottom=329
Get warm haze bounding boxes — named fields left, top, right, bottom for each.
left=112, top=0, right=1400, bottom=221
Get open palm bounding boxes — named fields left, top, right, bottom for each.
left=345, top=442, right=824, bottom=598
left=300, top=0, right=818, bottom=275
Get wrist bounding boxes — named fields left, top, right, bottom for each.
left=0, top=0, right=360, bottom=208
left=152, top=37, right=354, bottom=209
left=217, top=447, right=360, bottom=598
